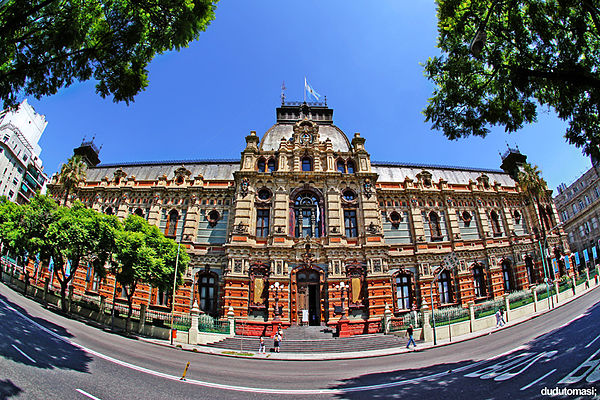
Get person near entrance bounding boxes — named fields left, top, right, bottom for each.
left=406, top=324, right=417, bottom=350
left=274, top=329, right=282, bottom=353
left=258, top=336, right=265, bottom=354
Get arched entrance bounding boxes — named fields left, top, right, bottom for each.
left=291, top=266, right=324, bottom=326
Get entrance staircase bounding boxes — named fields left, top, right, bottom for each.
left=204, top=325, right=408, bottom=353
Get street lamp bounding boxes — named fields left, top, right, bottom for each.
left=470, top=1, right=501, bottom=55
left=335, top=281, right=348, bottom=321
left=430, top=264, right=456, bottom=346
left=169, top=240, right=181, bottom=346
left=269, top=281, right=284, bottom=321
left=538, top=222, right=564, bottom=309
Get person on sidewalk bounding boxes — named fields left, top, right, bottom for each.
left=274, top=331, right=282, bottom=353
left=406, top=324, right=417, bottom=350
left=495, top=309, right=504, bottom=328
left=258, top=336, right=265, bottom=354
left=499, top=307, right=506, bottom=326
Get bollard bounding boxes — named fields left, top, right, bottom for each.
left=180, top=362, right=190, bottom=380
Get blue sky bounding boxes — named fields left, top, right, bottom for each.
left=29, top=1, right=590, bottom=191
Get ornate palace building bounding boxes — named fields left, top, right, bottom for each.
left=48, top=101, right=567, bottom=335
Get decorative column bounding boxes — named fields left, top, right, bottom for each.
left=227, top=306, right=236, bottom=336
left=383, top=303, right=392, bottom=335
left=188, top=301, right=200, bottom=345
left=532, top=286, right=538, bottom=312
left=468, top=301, right=475, bottom=333
left=503, top=293, right=510, bottom=322
left=421, top=302, right=433, bottom=343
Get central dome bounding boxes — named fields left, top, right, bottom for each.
left=259, top=102, right=352, bottom=152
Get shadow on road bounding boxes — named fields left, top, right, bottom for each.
left=0, top=379, right=22, bottom=400
left=0, top=293, right=92, bottom=373
left=332, top=300, right=600, bottom=400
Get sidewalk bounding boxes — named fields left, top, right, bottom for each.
left=139, top=283, right=600, bottom=361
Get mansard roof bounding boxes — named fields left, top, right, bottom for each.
left=86, top=160, right=239, bottom=182
left=84, top=158, right=515, bottom=187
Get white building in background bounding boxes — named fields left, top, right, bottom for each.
left=0, top=99, right=49, bottom=203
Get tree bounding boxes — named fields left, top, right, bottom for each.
left=46, top=201, right=120, bottom=312
left=424, top=0, right=600, bottom=159
left=0, top=197, right=26, bottom=264
left=0, top=0, right=218, bottom=108
left=114, top=215, right=189, bottom=330
left=57, top=155, right=87, bottom=206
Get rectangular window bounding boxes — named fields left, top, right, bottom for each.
left=255, top=209, right=270, bottom=237
left=344, top=209, right=358, bottom=237
left=569, top=232, right=574, bottom=242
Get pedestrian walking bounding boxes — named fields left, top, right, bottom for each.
left=274, top=331, right=282, bottom=353
left=406, top=324, right=417, bottom=349
left=499, top=307, right=506, bottom=326
left=495, top=309, right=504, bottom=328
left=258, top=336, right=265, bottom=354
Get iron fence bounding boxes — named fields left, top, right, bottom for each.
left=431, top=306, right=470, bottom=326
left=389, top=312, right=422, bottom=332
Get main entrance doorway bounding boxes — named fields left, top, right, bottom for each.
left=296, top=268, right=320, bottom=326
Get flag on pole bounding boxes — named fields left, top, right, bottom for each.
left=304, top=77, right=321, bottom=101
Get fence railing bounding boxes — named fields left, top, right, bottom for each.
left=389, top=312, right=422, bottom=332
left=431, top=306, right=470, bottom=326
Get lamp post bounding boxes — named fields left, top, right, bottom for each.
left=470, top=0, right=501, bottom=55
left=430, top=264, right=457, bottom=346
left=269, top=281, right=284, bottom=321
left=539, top=222, right=563, bottom=309
left=335, top=281, right=348, bottom=320
left=169, top=240, right=181, bottom=346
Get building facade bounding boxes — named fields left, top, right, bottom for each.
left=555, top=160, right=600, bottom=270
left=0, top=99, right=48, bottom=203
left=48, top=102, right=567, bottom=335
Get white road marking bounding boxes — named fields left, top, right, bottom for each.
left=11, top=344, right=36, bottom=363
left=76, top=389, right=103, bottom=400
left=555, top=313, right=586, bottom=330
left=494, top=351, right=557, bottom=382
left=0, top=298, right=562, bottom=395
left=558, top=346, right=600, bottom=384
left=520, top=369, right=556, bottom=391
left=585, top=334, right=600, bottom=349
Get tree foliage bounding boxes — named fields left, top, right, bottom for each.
left=114, top=214, right=189, bottom=324
left=0, top=0, right=218, bottom=107
left=424, top=0, right=600, bottom=158
left=57, top=155, right=87, bottom=206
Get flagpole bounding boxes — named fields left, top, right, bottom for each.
left=303, top=77, right=306, bottom=102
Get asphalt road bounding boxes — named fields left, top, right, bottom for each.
left=1, top=282, right=599, bottom=399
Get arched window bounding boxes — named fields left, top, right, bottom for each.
left=438, top=270, right=453, bottom=304
left=293, top=191, right=322, bottom=238
left=165, top=209, right=179, bottom=237
left=105, top=207, right=114, bottom=215
left=336, top=159, right=345, bottom=173
left=267, top=158, right=276, bottom=173
left=525, top=256, right=536, bottom=284
left=257, top=158, right=266, bottom=173
left=473, top=264, right=486, bottom=298
left=342, top=189, right=356, bottom=202
left=134, top=208, right=144, bottom=218
left=301, top=157, right=312, bottom=172
left=501, top=259, right=513, bottom=292
left=429, top=211, right=443, bottom=241
left=197, top=271, right=218, bottom=316
left=490, top=210, right=502, bottom=236
left=393, top=273, right=412, bottom=310
left=346, top=160, right=355, bottom=174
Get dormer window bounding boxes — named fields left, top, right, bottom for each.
left=267, top=158, right=276, bottom=173
left=301, top=157, right=312, bottom=172
left=257, top=158, right=266, bottom=173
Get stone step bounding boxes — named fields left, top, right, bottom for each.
left=205, top=333, right=410, bottom=353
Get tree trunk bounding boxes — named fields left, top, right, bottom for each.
left=125, top=283, right=137, bottom=333
left=63, top=187, right=70, bottom=206
left=59, top=279, right=68, bottom=313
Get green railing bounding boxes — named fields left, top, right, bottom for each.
left=509, top=295, right=534, bottom=310
left=431, top=306, right=470, bottom=326
left=473, top=299, right=504, bottom=319
left=389, top=312, right=422, bottom=332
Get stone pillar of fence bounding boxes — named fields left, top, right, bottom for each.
left=98, top=296, right=106, bottom=322
left=586, top=268, right=591, bottom=288
left=503, top=294, right=510, bottom=322
left=421, top=303, right=433, bottom=343
left=227, top=306, right=235, bottom=336
left=554, top=280, right=560, bottom=303
left=468, top=301, right=475, bottom=333
left=531, top=286, right=538, bottom=312
left=43, top=277, right=50, bottom=306
left=382, top=303, right=392, bottom=335
left=596, top=266, right=599, bottom=285
left=68, top=285, right=74, bottom=314
left=188, top=301, right=200, bottom=345
left=138, top=303, right=147, bottom=334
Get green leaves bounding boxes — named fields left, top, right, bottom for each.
left=57, top=155, right=87, bottom=206
left=0, top=0, right=218, bottom=107
left=425, top=0, right=600, bottom=158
